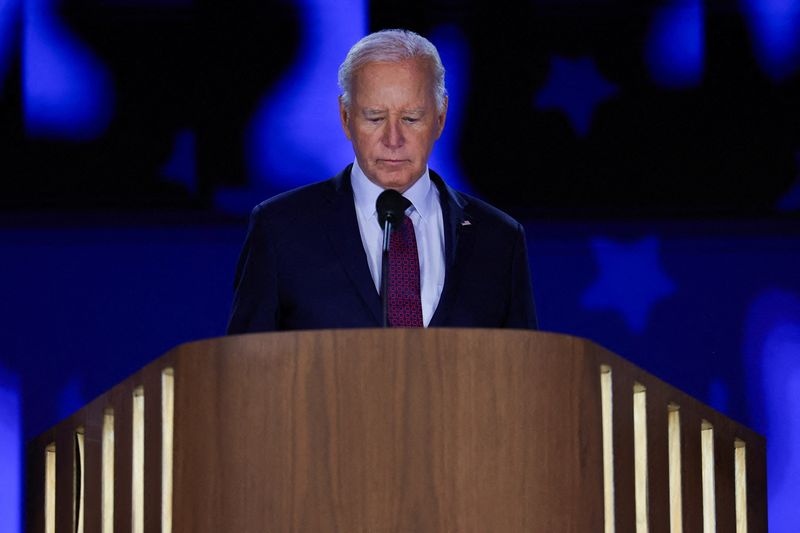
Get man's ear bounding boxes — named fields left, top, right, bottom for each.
left=339, top=97, right=352, bottom=141
left=435, top=96, right=448, bottom=139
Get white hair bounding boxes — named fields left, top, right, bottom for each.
left=338, top=29, right=447, bottom=112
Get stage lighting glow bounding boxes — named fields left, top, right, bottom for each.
left=645, top=0, right=704, bottom=88
left=0, top=0, right=20, bottom=93
left=741, top=0, right=800, bottom=81
left=0, top=369, right=20, bottom=533
left=752, top=293, right=800, bottom=529
left=744, top=289, right=800, bottom=531
left=427, top=24, right=473, bottom=195
left=244, top=1, right=366, bottom=197
left=23, top=0, right=114, bottom=140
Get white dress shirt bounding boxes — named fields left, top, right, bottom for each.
left=350, top=160, right=446, bottom=326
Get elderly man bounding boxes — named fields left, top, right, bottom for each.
left=227, top=29, right=537, bottom=333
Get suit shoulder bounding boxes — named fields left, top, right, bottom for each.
left=455, top=191, right=524, bottom=233
left=250, top=178, right=337, bottom=224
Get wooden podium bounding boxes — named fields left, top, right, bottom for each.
left=26, top=329, right=766, bottom=532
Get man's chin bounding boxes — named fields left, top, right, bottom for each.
left=367, top=169, right=420, bottom=192
left=381, top=177, right=417, bottom=192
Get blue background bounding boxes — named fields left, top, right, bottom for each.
left=2, top=0, right=800, bottom=529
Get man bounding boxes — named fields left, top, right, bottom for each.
left=227, top=29, right=537, bottom=333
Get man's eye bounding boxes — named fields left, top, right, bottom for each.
left=404, top=117, right=419, bottom=123
left=368, top=117, right=383, bottom=123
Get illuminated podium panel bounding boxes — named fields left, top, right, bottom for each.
left=26, top=329, right=766, bottom=532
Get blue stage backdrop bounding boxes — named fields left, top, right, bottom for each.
left=2, top=217, right=799, bottom=530
left=1, top=0, right=800, bottom=530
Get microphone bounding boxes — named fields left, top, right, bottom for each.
left=376, top=190, right=411, bottom=327
left=376, top=189, right=410, bottom=228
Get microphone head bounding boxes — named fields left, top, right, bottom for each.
left=376, top=189, right=411, bottom=227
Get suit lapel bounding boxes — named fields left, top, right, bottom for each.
left=321, top=166, right=470, bottom=328
left=323, top=166, right=383, bottom=325
left=429, top=171, right=475, bottom=327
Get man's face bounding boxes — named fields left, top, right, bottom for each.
left=339, top=58, right=447, bottom=193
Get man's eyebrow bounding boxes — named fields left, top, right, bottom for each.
left=363, top=109, right=386, bottom=116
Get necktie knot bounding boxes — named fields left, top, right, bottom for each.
left=376, top=189, right=411, bottom=229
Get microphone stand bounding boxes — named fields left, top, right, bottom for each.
left=380, top=219, right=392, bottom=328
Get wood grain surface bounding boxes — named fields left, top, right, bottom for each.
left=25, top=329, right=767, bottom=533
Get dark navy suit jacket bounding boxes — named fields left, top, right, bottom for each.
left=227, top=166, right=537, bottom=333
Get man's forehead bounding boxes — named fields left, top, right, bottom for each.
left=351, top=61, right=436, bottom=105
left=362, top=107, right=426, bottom=115
left=353, top=58, right=434, bottom=82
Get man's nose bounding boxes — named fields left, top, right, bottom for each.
left=382, top=119, right=405, bottom=148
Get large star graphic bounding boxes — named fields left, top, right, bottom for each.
left=534, top=56, right=618, bottom=137
left=582, top=236, right=676, bottom=333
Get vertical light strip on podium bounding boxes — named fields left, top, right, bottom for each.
left=600, top=365, right=615, bottom=533
left=701, top=421, right=716, bottom=532
left=45, top=442, right=56, bottom=533
left=633, top=383, right=649, bottom=533
left=162, top=368, right=175, bottom=533
left=667, top=404, right=683, bottom=533
left=75, top=427, right=85, bottom=533
left=102, top=408, right=114, bottom=533
left=132, top=386, right=145, bottom=533
left=735, top=439, right=747, bottom=533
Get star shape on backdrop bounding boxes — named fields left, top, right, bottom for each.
left=534, top=56, right=618, bottom=137
left=582, top=236, right=676, bottom=333
left=776, top=151, right=800, bottom=213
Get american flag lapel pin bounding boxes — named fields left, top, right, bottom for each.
left=461, top=220, right=472, bottom=226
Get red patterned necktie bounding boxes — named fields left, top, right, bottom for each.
left=388, top=215, right=424, bottom=327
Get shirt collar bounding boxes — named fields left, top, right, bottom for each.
left=350, top=159, right=436, bottom=220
